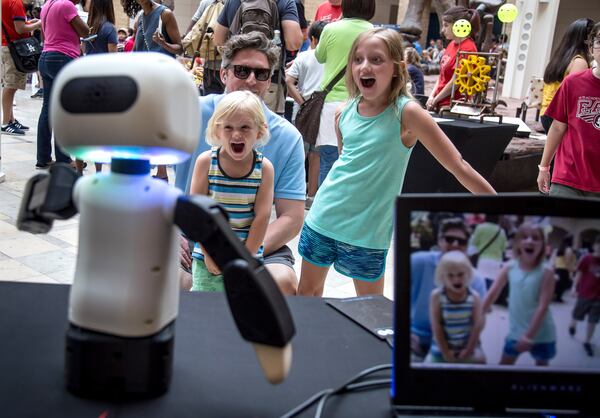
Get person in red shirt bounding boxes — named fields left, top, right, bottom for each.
left=537, top=22, right=600, bottom=198
left=124, top=27, right=135, bottom=52
left=314, top=0, right=341, bottom=22
left=426, top=6, right=479, bottom=111
left=1, top=0, right=41, bottom=135
left=568, top=235, right=600, bottom=357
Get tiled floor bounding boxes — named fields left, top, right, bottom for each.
left=0, top=87, right=394, bottom=299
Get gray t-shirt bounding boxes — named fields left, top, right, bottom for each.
left=217, top=0, right=299, bottom=51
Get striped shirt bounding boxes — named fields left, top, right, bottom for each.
left=193, top=147, right=264, bottom=260
left=431, top=289, right=475, bottom=356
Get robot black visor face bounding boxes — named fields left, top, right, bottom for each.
left=61, top=76, right=138, bottom=114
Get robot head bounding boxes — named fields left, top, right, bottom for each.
left=50, top=52, right=200, bottom=165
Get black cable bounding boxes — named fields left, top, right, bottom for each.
left=279, top=389, right=332, bottom=418
left=278, top=364, right=392, bottom=418
left=313, top=376, right=391, bottom=418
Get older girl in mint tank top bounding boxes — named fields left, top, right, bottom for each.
left=297, top=28, right=496, bottom=297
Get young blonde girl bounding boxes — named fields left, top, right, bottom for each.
left=190, top=90, right=274, bottom=291
left=483, top=223, right=556, bottom=366
left=429, top=251, right=486, bottom=364
left=297, top=28, right=495, bottom=297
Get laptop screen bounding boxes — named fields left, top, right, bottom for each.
left=393, top=194, right=600, bottom=416
left=409, top=211, right=600, bottom=373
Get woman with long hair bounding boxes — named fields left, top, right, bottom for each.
left=75, top=0, right=118, bottom=174
left=426, top=6, right=480, bottom=111
left=121, top=0, right=182, bottom=181
left=36, top=0, right=89, bottom=169
left=540, top=18, right=594, bottom=133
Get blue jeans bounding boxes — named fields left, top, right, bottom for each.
left=37, top=52, right=74, bottom=164
left=318, top=145, right=339, bottom=186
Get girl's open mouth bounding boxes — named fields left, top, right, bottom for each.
left=360, top=77, right=375, bottom=88
left=231, top=142, right=245, bottom=154
left=523, top=247, right=535, bottom=254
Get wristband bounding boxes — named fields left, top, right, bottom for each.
left=538, top=165, right=550, bottom=172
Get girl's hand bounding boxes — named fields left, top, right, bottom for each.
left=458, top=348, right=472, bottom=361
left=537, top=170, right=550, bottom=194
left=426, top=96, right=437, bottom=111
left=204, top=254, right=221, bottom=275
left=516, top=336, right=533, bottom=353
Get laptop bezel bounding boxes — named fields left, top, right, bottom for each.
left=393, top=193, right=600, bottom=416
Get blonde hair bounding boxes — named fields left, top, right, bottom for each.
left=435, top=250, right=474, bottom=287
left=205, top=91, right=270, bottom=147
left=345, top=28, right=413, bottom=109
left=404, top=47, right=421, bottom=68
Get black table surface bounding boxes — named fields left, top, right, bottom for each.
left=402, top=117, right=518, bottom=193
left=0, top=282, right=393, bottom=418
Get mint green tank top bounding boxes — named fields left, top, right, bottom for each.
left=507, top=261, right=556, bottom=343
left=305, top=96, right=413, bottom=249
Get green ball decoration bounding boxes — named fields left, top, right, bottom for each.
left=452, top=19, right=472, bottom=38
left=498, top=3, right=518, bottom=23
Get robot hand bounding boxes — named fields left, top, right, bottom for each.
left=175, top=195, right=295, bottom=384
left=17, top=163, right=79, bottom=234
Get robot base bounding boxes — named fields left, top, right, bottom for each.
left=65, top=321, right=175, bottom=399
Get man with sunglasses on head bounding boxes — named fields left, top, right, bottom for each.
left=410, top=217, right=487, bottom=362
left=175, top=31, right=306, bottom=296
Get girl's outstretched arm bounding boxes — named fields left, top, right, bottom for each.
left=401, top=102, right=496, bottom=195
left=518, top=267, right=555, bottom=351
left=245, top=158, right=274, bottom=256
left=482, top=265, right=509, bottom=313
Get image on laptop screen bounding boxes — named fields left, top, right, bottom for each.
left=409, top=211, right=600, bottom=373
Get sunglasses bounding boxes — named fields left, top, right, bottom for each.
left=442, top=235, right=468, bottom=246
left=230, top=65, right=271, bottom=82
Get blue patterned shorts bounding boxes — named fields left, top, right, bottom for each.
left=298, top=224, right=387, bottom=281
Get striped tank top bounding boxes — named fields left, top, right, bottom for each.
left=431, top=289, right=475, bottom=356
left=192, top=147, right=264, bottom=260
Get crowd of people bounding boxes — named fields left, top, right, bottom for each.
left=2, top=0, right=600, bottom=327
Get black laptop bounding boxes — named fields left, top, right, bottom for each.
left=392, top=194, right=600, bottom=417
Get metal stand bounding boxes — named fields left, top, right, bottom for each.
left=439, top=50, right=505, bottom=123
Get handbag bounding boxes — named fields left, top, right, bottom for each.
left=294, top=66, right=346, bottom=146
left=469, top=226, right=501, bottom=267
left=2, top=23, right=42, bottom=73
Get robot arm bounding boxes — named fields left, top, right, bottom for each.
left=174, top=195, right=295, bottom=383
left=17, top=164, right=79, bottom=234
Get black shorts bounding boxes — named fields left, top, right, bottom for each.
left=263, top=245, right=295, bottom=269
left=572, top=298, right=600, bottom=324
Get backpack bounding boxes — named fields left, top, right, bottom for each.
left=230, top=0, right=280, bottom=39
left=182, top=0, right=224, bottom=62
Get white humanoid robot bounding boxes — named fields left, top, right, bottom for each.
left=17, top=53, right=294, bottom=398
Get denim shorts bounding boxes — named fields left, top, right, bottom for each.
left=298, top=224, right=387, bottom=281
left=503, top=339, right=556, bottom=361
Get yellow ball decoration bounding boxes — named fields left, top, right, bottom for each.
left=498, top=3, right=518, bottom=23
left=454, top=55, right=492, bottom=96
left=452, top=19, right=472, bottom=38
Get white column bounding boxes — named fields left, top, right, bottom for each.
left=502, top=0, right=561, bottom=99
